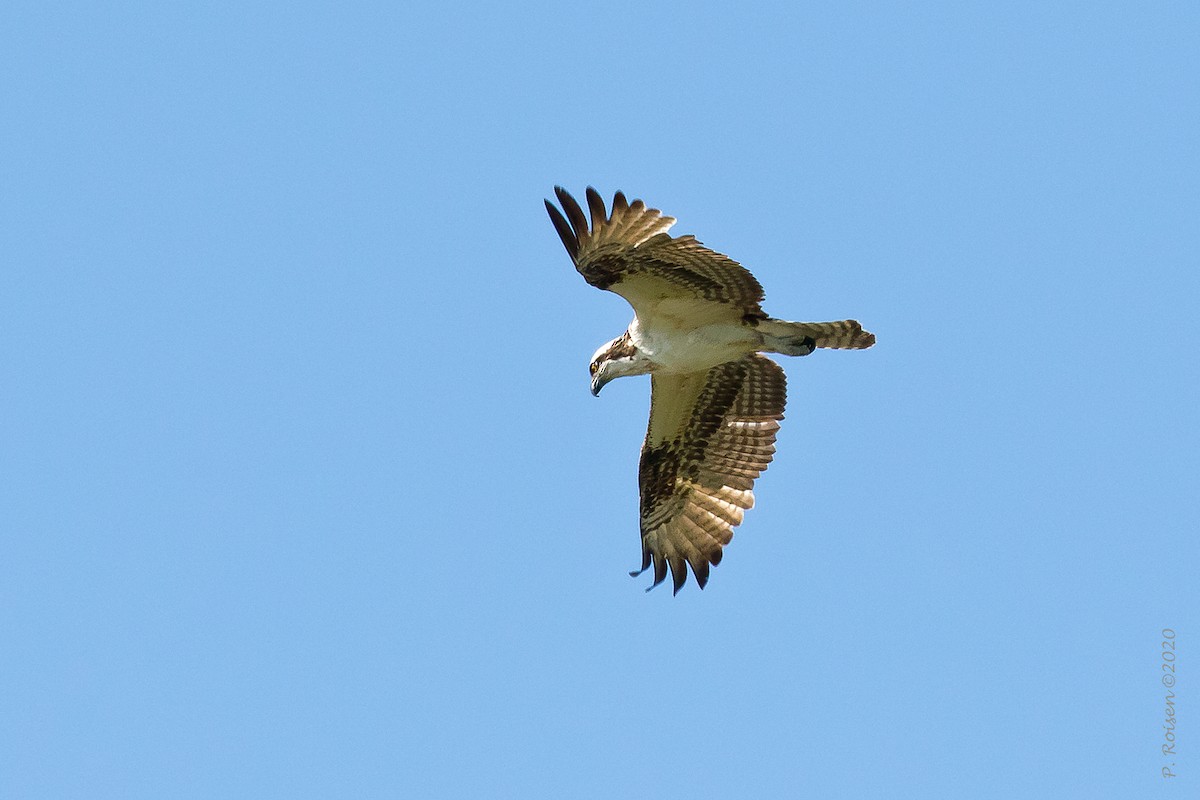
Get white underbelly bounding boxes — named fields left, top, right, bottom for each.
left=630, top=318, right=759, bottom=373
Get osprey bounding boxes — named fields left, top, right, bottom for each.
left=546, top=186, right=875, bottom=594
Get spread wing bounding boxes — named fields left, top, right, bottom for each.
left=545, top=186, right=766, bottom=320
left=636, top=354, right=787, bottom=593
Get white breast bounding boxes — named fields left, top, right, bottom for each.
left=629, top=315, right=760, bottom=374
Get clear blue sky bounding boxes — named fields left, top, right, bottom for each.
left=2, top=2, right=1196, bottom=797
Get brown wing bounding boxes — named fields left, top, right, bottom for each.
left=545, top=186, right=766, bottom=318
left=635, top=354, right=787, bottom=593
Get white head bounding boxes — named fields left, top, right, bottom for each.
left=589, top=332, right=651, bottom=396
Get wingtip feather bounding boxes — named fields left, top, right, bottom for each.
left=554, top=186, right=589, bottom=242
left=652, top=552, right=667, bottom=589
left=669, top=556, right=687, bottom=594
left=544, top=199, right=579, bottom=260
left=585, top=186, right=606, bottom=229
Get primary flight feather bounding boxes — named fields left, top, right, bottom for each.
left=546, top=186, right=874, bottom=594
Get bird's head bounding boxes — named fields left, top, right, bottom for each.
left=589, top=333, right=646, bottom=396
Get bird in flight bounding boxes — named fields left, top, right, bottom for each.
left=546, top=186, right=875, bottom=594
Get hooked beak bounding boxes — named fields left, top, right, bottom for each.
left=588, top=367, right=609, bottom=398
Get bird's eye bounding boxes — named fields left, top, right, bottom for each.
left=589, top=362, right=598, bottom=376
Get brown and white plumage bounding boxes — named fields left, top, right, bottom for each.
left=638, top=355, right=786, bottom=592
left=547, top=186, right=874, bottom=593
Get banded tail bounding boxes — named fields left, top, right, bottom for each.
left=759, top=318, right=876, bottom=355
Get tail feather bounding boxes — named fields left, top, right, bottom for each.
left=760, top=318, right=875, bottom=353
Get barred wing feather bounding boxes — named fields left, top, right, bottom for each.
left=545, top=186, right=766, bottom=319
left=635, top=354, right=787, bottom=593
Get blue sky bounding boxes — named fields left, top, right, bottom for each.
left=2, top=2, right=1196, bottom=797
